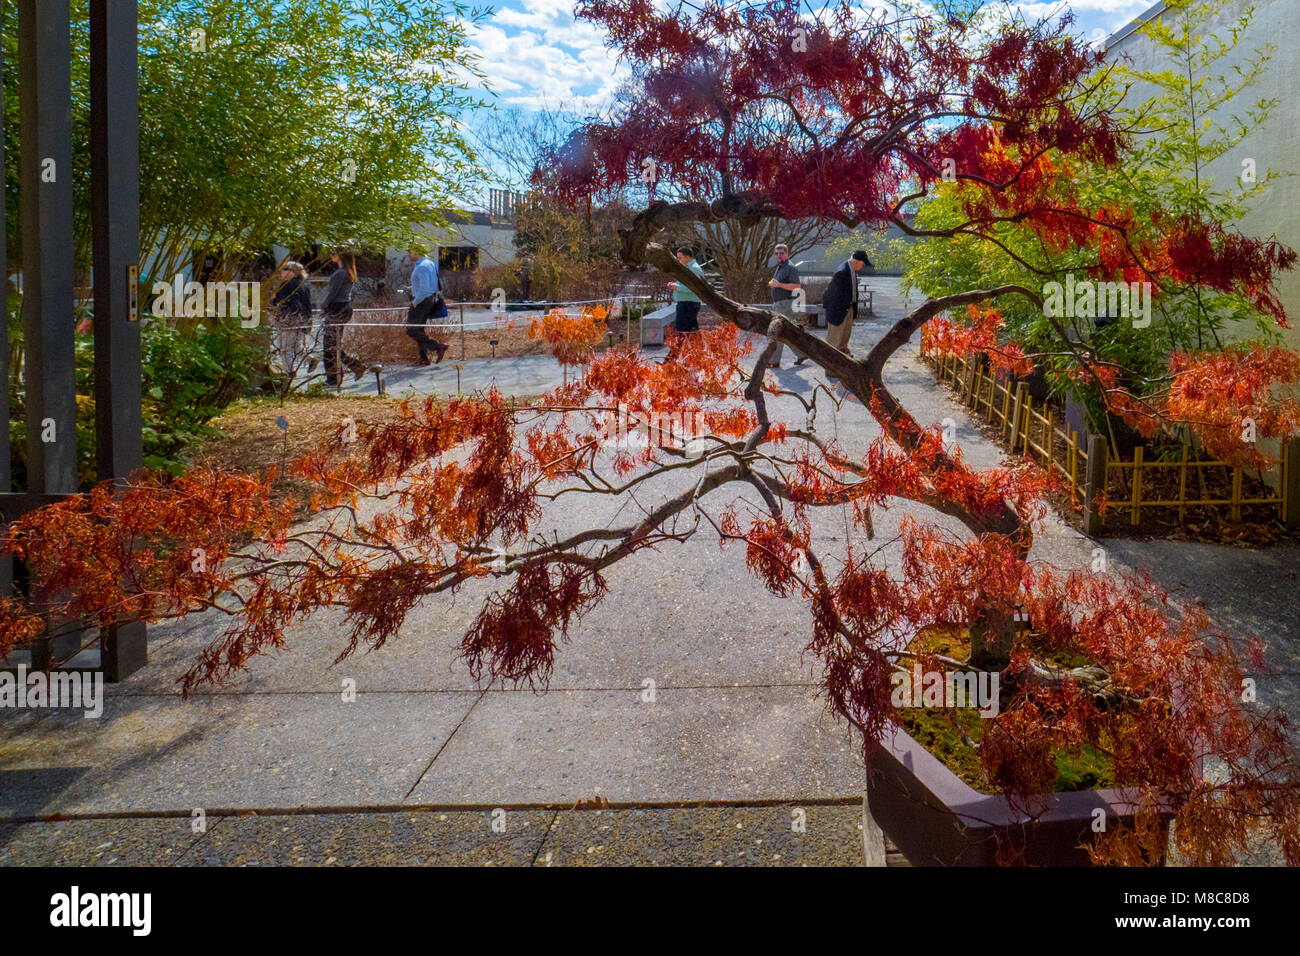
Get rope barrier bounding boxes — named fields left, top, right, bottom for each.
left=269, top=294, right=666, bottom=373
left=270, top=295, right=662, bottom=333
left=346, top=295, right=654, bottom=313
left=274, top=319, right=580, bottom=332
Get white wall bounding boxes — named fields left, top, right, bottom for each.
left=383, top=216, right=518, bottom=289
left=1106, top=0, right=1300, bottom=352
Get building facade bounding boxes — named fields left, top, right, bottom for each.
left=1105, top=0, right=1299, bottom=353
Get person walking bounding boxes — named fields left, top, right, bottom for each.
left=269, top=260, right=312, bottom=372
left=767, top=243, right=801, bottom=368
left=664, top=246, right=706, bottom=360
left=320, top=251, right=366, bottom=386
left=822, top=250, right=870, bottom=365
left=405, top=246, right=448, bottom=366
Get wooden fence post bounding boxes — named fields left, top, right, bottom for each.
left=1284, top=438, right=1300, bottom=528
left=999, top=382, right=1012, bottom=440
left=1084, top=433, right=1107, bottom=537
left=1068, top=429, right=1078, bottom=497
left=1177, top=443, right=1188, bottom=521
left=1022, top=394, right=1033, bottom=454
left=1010, top=382, right=1026, bottom=447
left=1130, top=446, right=1144, bottom=527
left=1045, top=408, right=1054, bottom=467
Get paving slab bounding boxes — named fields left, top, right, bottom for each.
left=1100, top=538, right=1300, bottom=670
left=406, top=686, right=861, bottom=806
left=313, top=353, right=578, bottom=402
left=0, top=692, right=477, bottom=818
left=0, top=806, right=896, bottom=866
left=0, top=817, right=207, bottom=867
left=119, top=600, right=488, bottom=697
left=536, top=804, right=866, bottom=866
left=180, top=810, right=552, bottom=866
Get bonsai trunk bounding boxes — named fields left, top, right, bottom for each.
left=968, top=605, right=1015, bottom=671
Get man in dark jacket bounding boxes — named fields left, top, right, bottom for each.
left=822, top=250, right=870, bottom=357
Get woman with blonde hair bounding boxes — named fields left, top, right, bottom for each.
left=318, top=250, right=366, bottom=385
left=269, top=260, right=312, bottom=371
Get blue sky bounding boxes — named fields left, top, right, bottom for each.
left=465, top=0, right=1160, bottom=113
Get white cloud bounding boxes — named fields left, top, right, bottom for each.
left=465, top=2, right=627, bottom=113
left=988, top=0, right=1154, bottom=26
left=466, top=0, right=1155, bottom=113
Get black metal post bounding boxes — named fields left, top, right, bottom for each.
left=19, top=0, right=79, bottom=666
left=0, top=10, right=11, bottom=600
left=18, top=0, right=76, bottom=496
left=91, top=0, right=145, bottom=680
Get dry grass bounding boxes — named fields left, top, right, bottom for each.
left=194, top=393, right=407, bottom=508
left=195, top=389, right=545, bottom=513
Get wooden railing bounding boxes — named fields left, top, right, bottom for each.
left=920, top=335, right=1300, bottom=534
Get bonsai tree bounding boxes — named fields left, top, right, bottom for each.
left=5, top=0, right=1300, bottom=864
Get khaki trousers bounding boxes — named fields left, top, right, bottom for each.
left=826, top=312, right=853, bottom=355
left=769, top=298, right=798, bottom=365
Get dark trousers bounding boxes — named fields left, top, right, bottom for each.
left=322, top=306, right=360, bottom=382
left=406, top=297, right=447, bottom=361
left=671, top=300, right=701, bottom=334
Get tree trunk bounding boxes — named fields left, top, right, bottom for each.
left=969, top=605, right=1015, bottom=671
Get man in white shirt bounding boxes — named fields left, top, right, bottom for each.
left=406, top=245, right=448, bottom=365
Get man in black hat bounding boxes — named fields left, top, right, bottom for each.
left=823, top=250, right=870, bottom=358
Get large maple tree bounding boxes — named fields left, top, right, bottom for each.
left=5, top=0, right=1300, bottom=864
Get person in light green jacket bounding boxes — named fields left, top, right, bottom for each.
left=667, top=246, right=706, bottom=335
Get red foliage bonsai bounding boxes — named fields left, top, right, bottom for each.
left=5, top=1, right=1300, bottom=864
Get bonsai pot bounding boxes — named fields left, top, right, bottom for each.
left=865, top=725, right=1171, bottom=866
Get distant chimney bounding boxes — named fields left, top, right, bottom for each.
left=488, top=188, right=524, bottom=220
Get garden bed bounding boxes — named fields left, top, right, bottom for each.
left=195, top=393, right=406, bottom=508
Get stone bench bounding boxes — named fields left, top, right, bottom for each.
left=639, top=304, right=676, bottom=346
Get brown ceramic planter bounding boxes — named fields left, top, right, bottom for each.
left=865, top=725, right=1170, bottom=866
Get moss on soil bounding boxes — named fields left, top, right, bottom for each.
left=897, top=626, right=1114, bottom=795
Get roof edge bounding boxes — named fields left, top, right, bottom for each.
left=1105, top=1, right=1168, bottom=50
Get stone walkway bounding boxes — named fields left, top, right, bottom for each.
left=332, top=352, right=572, bottom=401
left=1, top=804, right=896, bottom=867
left=1, top=277, right=1294, bottom=865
